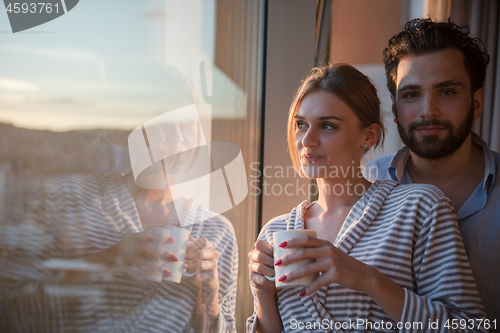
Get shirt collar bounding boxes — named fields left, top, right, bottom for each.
left=388, top=146, right=411, bottom=183
left=471, top=132, right=496, bottom=193
left=388, top=132, right=496, bottom=194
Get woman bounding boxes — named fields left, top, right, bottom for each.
left=247, top=64, right=486, bottom=332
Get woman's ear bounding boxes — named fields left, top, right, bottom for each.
left=362, top=123, right=380, bottom=149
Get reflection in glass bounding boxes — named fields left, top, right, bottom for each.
left=0, top=1, right=262, bottom=331
left=0, top=70, right=238, bottom=332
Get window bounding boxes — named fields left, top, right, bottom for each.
left=0, top=0, right=263, bottom=331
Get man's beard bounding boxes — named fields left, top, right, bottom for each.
left=395, top=103, right=474, bottom=160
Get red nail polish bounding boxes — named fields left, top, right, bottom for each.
left=163, top=269, right=172, bottom=278
left=279, top=241, right=287, bottom=248
left=299, top=290, right=306, bottom=297
left=274, top=259, right=282, bottom=266
left=167, top=237, right=175, bottom=244
left=170, top=254, right=178, bottom=261
left=278, top=275, right=286, bottom=282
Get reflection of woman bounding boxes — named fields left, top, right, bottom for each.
left=8, top=171, right=238, bottom=333
left=247, top=64, right=486, bottom=332
left=1, top=67, right=238, bottom=332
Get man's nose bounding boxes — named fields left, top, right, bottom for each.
left=420, top=94, right=441, bottom=119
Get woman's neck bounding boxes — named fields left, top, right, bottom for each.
left=315, top=174, right=371, bottom=212
left=122, top=173, right=174, bottom=204
left=121, top=173, right=176, bottom=226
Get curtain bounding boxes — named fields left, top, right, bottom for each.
left=449, top=0, right=500, bottom=152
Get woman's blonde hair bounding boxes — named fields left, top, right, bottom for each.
left=287, top=63, right=385, bottom=175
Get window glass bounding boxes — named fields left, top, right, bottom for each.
left=0, top=1, right=262, bottom=331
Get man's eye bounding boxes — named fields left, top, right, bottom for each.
left=441, top=89, right=455, bottom=96
left=403, top=92, right=418, bottom=99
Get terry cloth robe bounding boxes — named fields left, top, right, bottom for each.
left=247, top=180, right=487, bottom=333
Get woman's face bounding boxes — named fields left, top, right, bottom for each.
left=294, top=90, right=368, bottom=179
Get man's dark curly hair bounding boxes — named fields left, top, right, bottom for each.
left=383, top=18, right=490, bottom=97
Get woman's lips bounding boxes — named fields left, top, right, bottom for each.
left=416, top=126, right=445, bottom=135
left=302, top=154, right=323, bottom=162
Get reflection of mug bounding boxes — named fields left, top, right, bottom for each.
left=163, top=227, right=191, bottom=283
left=273, top=230, right=319, bottom=288
left=142, top=226, right=171, bottom=283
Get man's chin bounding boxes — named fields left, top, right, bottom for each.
left=407, top=139, right=461, bottom=160
left=403, top=135, right=450, bottom=160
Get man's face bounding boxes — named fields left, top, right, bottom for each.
left=393, top=48, right=483, bottom=160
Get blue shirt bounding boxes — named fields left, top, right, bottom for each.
left=363, top=132, right=500, bottom=322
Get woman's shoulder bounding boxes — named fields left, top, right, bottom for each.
left=258, top=215, right=289, bottom=243
left=377, top=180, right=453, bottom=213
left=200, top=210, right=236, bottom=237
left=263, top=213, right=290, bottom=229
left=390, top=181, right=447, bottom=200
left=373, top=179, right=442, bottom=195
left=26, top=173, right=110, bottom=210
left=33, top=173, right=101, bottom=190
left=257, top=201, right=308, bottom=241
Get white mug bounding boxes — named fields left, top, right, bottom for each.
left=141, top=226, right=192, bottom=283
left=142, top=226, right=172, bottom=283
left=163, top=226, right=191, bottom=283
left=272, top=230, right=319, bottom=288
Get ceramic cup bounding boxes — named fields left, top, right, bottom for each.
left=273, top=229, right=319, bottom=288
left=163, top=226, right=191, bottom=283
left=142, top=226, right=172, bottom=283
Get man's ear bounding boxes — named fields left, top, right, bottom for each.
left=473, top=88, right=485, bottom=120
left=391, top=95, right=397, bottom=124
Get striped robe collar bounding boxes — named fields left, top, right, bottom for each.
left=93, top=173, right=211, bottom=332
left=286, top=180, right=398, bottom=332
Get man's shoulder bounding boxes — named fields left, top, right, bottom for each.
left=364, top=153, right=396, bottom=168
left=363, top=153, right=397, bottom=182
left=492, top=149, right=500, bottom=165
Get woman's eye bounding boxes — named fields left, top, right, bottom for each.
left=323, top=123, right=336, bottom=130
left=296, top=121, right=307, bottom=130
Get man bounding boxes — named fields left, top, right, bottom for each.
left=365, top=18, right=499, bottom=324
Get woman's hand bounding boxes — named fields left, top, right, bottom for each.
left=82, top=231, right=176, bottom=288
left=184, top=236, right=221, bottom=332
left=276, top=236, right=375, bottom=296
left=184, top=236, right=220, bottom=298
left=276, top=235, right=405, bottom=321
left=248, top=240, right=283, bottom=333
left=248, top=240, right=276, bottom=293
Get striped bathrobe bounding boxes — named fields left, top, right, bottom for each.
left=247, top=180, right=487, bottom=333
left=0, top=173, right=238, bottom=333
